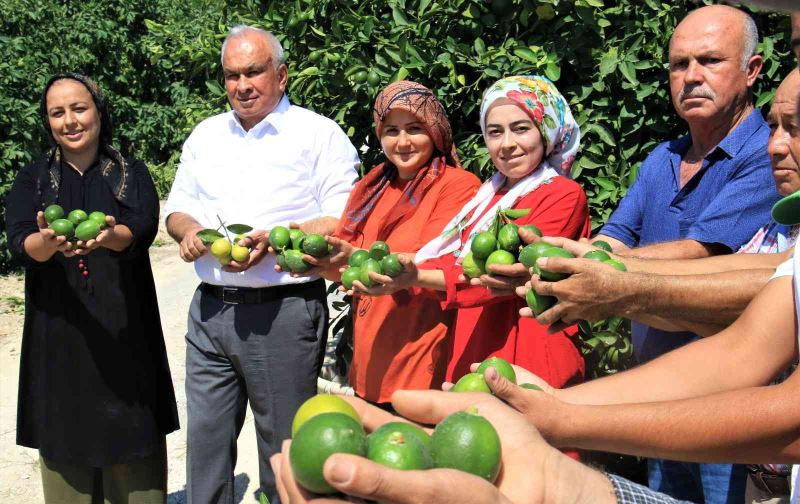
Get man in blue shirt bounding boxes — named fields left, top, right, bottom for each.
left=595, top=5, right=780, bottom=503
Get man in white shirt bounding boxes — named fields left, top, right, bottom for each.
left=163, top=25, right=359, bottom=503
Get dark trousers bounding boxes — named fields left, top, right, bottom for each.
left=185, top=281, right=328, bottom=504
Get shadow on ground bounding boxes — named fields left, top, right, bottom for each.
left=167, top=473, right=257, bottom=503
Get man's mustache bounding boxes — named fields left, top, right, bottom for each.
left=679, top=86, right=716, bottom=101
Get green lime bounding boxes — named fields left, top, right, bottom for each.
left=450, top=373, right=491, bottom=393
left=534, top=247, right=574, bottom=281
left=359, top=258, right=382, bottom=287
left=380, top=254, right=403, bottom=277
left=521, top=224, right=542, bottom=237
left=269, top=226, right=291, bottom=250
left=284, top=249, right=311, bottom=273
left=536, top=4, right=556, bottom=20
left=290, top=413, right=367, bottom=494
left=367, top=70, right=381, bottom=87
left=593, top=240, right=612, bottom=252
left=67, top=209, right=88, bottom=226
left=370, top=422, right=432, bottom=452
left=497, top=224, right=521, bottom=253
left=290, top=229, right=306, bottom=251
left=518, top=242, right=554, bottom=269
left=88, top=211, right=107, bottom=229
left=74, top=220, right=101, bottom=242
left=484, top=249, right=516, bottom=270
left=44, top=204, right=64, bottom=224
left=431, top=411, right=502, bottom=482
left=349, top=249, right=370, bottom=268
left=521, top=383, right=543, bottom=391
left=461, top=251, right=486, bottom=279
left=341, top=267, right=361, bottom=289
left=353, top=70, right=369, bottom=84
left=476, top=356, right=516, bottom=384
left=604, top=258, right=627, bottom=272
left=276, top=252, right=289, bottom=271
left=50, top=218, right=74, bottom=238
left=583, top=250, right=611, bottom=262
left=367, top=427, right=433, bottom=471
left=526, top=289, right=555, bottom=316
left=302, top=233, right=329, bottom=258
left=470, top=232, right=497, bottom=260
left=369, top=241, right=391, bottom=261
left=292, top=394, right=362, bottom=437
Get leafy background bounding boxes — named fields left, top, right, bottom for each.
left=0, top=0, right=793, bottom=480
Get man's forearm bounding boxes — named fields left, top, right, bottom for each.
left=627, top=269, right=774, bottom=333
left=557, top=277, right=796, bottom=406
left=166, top=212, right=202, bottom=243
left=623, top=248, right=791, bottom=276
left=617, top=239, right=726, bottom=260
left=556, top=375, right=800, bottom=464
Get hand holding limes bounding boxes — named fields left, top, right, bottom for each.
left=35, top=210, right=73, bottom=256
left=73, top=214, right=118, bottom=255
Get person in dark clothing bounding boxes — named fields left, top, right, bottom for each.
left=5, top=72, right=179, bottom=503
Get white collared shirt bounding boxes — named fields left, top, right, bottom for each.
left=164, top=95, right=359, bottom=287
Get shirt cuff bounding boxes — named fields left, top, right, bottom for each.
left=606, top=473, right=694, bottom=503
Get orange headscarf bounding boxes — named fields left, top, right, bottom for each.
left=338, top=81, right=461, bottom=243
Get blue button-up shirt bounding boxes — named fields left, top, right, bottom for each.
left=600, top=109, right=779, bottom=362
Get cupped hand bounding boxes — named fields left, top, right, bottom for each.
left=349, top=254, right=418, bottom=296
left=283, top=235, right=355, bottom=278
left=74, top=215, right=117, bottom=255
left=35, top=211, right=73, bottom=255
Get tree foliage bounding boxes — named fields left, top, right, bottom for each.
left=0, top=1, right=793, bottom=273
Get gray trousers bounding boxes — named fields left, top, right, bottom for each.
left=185, top=281, right=327, bottom=504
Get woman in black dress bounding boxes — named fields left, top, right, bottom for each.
left=5, top=73, right=179, bottom=502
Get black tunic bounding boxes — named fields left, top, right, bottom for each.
left=6, top=155, right=179, bottom=467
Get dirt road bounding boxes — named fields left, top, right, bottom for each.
left=0, top=242, right=264, bottom=503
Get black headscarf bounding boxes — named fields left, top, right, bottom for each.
left=36, top=72, right=134, bottom=207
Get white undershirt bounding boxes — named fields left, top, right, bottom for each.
left=164, top=96, right=359, bottom=287
left=770, top=247, right=799, bottom=503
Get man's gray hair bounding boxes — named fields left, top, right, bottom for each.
left=220, top=25, right=285, bottom=69
left=741, top=13, right=759, bottom=69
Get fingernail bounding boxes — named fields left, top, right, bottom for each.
left=537, top=257, right=547, bottom=267
left=327, top=459, right=354, bottom=485
left=485, top=367, right=499, bottom=382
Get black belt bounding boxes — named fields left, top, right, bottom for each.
left=747, top=468, right=791, bottom=496
left=200, top=279, right=324, bottom=305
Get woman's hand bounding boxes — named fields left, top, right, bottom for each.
left=73, top=215, right=116, bottom=254
left=26, top=211, right=75, bottom=261
left=282, top=235, right=356, bottom=278
left=469, top=263, right=532, bottom=297
left=347, top=253, right=419, bottom=296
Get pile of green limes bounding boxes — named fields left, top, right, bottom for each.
left=451, top=356, right=544, bottom=393
left=289, top=394, right=502, bottom=495
left=340, top=241, right=404, bottom=289
left=44, top=204, right=107, bottom=242
left=268, top=226, right=330, bottom=274
left=519, top=239, right=626, bottom=316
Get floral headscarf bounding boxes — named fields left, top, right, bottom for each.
left=416, top=75, right=581, bottom=262
left=480, top=75, right=579, bottom=176
left=337, top=81, right=461, bottom=243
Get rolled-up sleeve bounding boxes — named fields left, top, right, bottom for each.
left=162, top=134, right=204, bottom=224
left=312, top=123, right=360, bottom=218
left=687, top=152, right=777, bottom=251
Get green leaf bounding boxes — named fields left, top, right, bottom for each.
left=544, top=62, right=561, bottom=81
left=598, top=48, right=618, bottom=77
left=197, top=229, right=225, bottom=245
left=392, top=5, right=409, bottom=25
left=618, top=61, right=638, bottom=85
left=592, top=124, right=616, bottom=146
left=513, top=47, right=538, bottom=63
left=474, top=38, right=486, bottom=56
left=227, top=224, right=253, bottom=234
